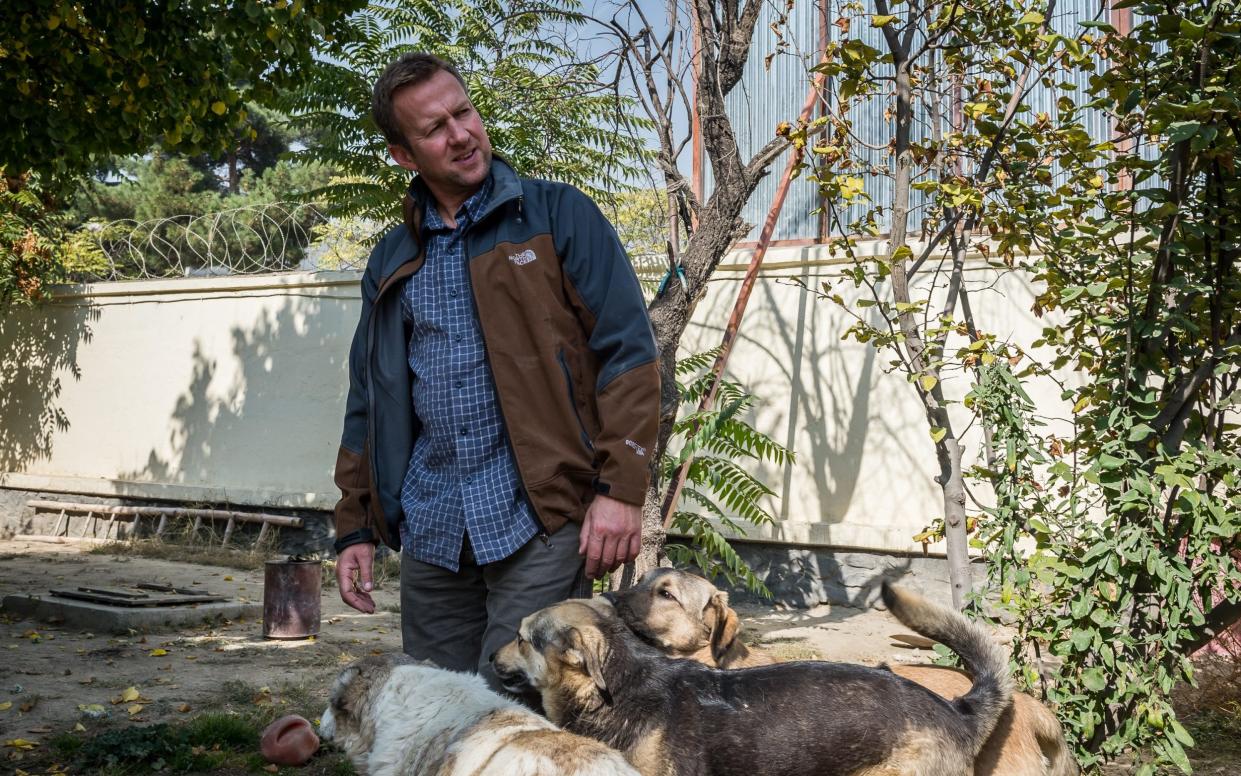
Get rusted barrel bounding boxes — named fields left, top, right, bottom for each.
left=263, top=558, right=321, bottom=639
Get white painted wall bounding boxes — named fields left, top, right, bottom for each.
left=0, top=249, right=1070, bottom=552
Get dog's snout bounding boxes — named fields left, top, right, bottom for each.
left=488, top=650, right=497, bottom=663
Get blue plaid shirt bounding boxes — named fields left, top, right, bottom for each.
left=398, top=175, right=539, bottom=571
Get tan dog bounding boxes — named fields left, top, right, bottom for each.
left=493, top=586, right=1015, bottom=776
left=319, top=654, right=638, bottom=776
left=604, top=568, right=1077, bottom=776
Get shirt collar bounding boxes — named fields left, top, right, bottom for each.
left=423, top=174, right=494, bottom=234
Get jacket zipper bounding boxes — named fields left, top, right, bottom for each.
left=460, top=194, right=550, bottom=538
left=556, top=348, right=595, bottom=454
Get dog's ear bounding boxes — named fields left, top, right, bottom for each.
left=564, top=627, right=610, bottom=708
left=707, top=592, right=744, bottom=666
left=332, top=665, right=364, bottom=717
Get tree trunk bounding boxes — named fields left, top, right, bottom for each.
left=887, top=57, right=973, bottom=609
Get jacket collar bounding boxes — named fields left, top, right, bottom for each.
left=401, top=155, right=523, bottom=243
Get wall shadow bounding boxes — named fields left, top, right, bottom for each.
left=0, top=301, right=99, bottom=473
left=119, top=291, right=353, bottom=552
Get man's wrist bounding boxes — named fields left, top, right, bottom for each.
left=333, top=527, right=376, bottom=555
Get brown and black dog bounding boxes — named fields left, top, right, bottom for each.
left=604, top=568, right=1077, bottom=776
left=492, top=582, right=1014, bottom=776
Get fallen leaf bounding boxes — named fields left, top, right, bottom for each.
left=18, top=700, right=35, bottom=712
left=177, top=703, right=192, bottom=713
left=127, top=704, right=143, bottom=715
left=73, top=723, right=86, bottom=732
left=24, top=727, right=50, bottom=734
left=79, top=676, right=95, bottom=685
left=0, top=702, right=11, bottom=712
left=223, top=576, right=234, bottom=581
left=3, top=739, right=38, bottom=750
left=148, top=649, right=168, bottom=657
left=185, top=655, right=198, bottom=661
left=113, top=686, right=141, bottom=704
left=78, top=703, right=107, bottom=718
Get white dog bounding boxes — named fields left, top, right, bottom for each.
left=319, top=654, right=638, bottom=776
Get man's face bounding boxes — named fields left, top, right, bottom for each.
left=387, top=69, right=493, bottom=201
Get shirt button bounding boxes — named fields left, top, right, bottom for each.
left=460, top=427, right=468, bottom=436
left=455, top=380, right=464, bottom=388
left=455, top=335, right=464, bottom=343
left=464, top=476, right=473, bottom=484
left=449, top=289, right=458, bottom=297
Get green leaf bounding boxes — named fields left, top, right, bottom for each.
left=1165, top=121, right=1201, bottom=143
left=929, top=426, right=947, bottom=443
left=1081, top=666, right=1108, bottom=691
left=870, top=14, right=897, bottom=27
left=1018, top=11, right=1045, bottom=25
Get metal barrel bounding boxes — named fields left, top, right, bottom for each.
left=262, top=558, right=322, bottom=639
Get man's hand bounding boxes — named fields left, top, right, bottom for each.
left=336, top=543, right=376, bottom=613
left=578, top=494, right=642, bottom=579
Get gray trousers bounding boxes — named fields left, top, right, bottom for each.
left=399, top=521, right=589, bottom=693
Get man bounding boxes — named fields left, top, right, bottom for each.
left=330, top=53, right=660, bottom=690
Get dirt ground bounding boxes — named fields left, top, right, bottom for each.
left=1, top=536, right=1236, bottom=775
left=0, top=538, right=926, bottom=752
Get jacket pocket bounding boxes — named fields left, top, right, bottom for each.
left=556, top=348, right=595, bottom=455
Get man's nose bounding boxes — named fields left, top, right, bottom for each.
left=445, top=118, right=468, bottom=145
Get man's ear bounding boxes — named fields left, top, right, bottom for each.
left=707, top=592, right=743, bottom=666
left=388, top=143, right=419, bottom=173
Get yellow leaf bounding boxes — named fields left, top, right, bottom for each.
left=178, top=703, right=192, bottom=713
left=74, top=723, right=86, bottom=732
left=3, top=739, right=38, bottom=750
left=871, top=14, right=896, bottom=26
left=148, top=649, right=168, bottom=657
left=120, top=686, right=141, bottom=703
left=223, top=576, right=233, bottom=581
left=1073, top=396, right=1090, bottom=413
left=918, top=374, right=938, bottom=392
left=138, top=73, right=150, bottom=88
left=47, top=15, right=61, bottom=29
left=210, top=101, right=227, bottom=115
left=127, top=704, right=143, bottom=715
left=929, top=426, right=948, bottom=443
left=838, top=176, right=865, bottom=201
left=1019, top=11, right=1045, bottom=25
left=0, top=702, right=10, bottom=712
left=1088, top=174, right=1104, bottom=189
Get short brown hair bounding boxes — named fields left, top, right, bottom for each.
left=371, top=53, right=470, bottom=148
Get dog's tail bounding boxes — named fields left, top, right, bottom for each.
left=881, top=581, right=1014, bottom=756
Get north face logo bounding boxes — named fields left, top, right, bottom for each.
left=625, top=439, right=647, bottom=457
left=508, top=249, right=537, bottom=266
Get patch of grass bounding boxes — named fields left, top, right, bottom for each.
left=24, top=689, right=354, bottom=775
left=87, top=514, right=288, bottom=571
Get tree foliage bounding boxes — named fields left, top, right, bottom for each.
left=663, top=350, right=792, bottom=597
left=804, top=0, right=1239, bottom=770
left=281, top=0, right=650, bottom=228
left=1, top=173, right=106, bottom=306
left=974, top=1, right=1241, bottom=771
left=0, top=0, right=363, bottom=191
